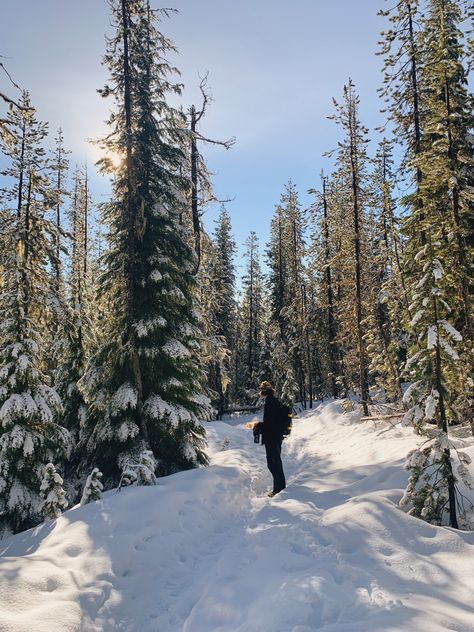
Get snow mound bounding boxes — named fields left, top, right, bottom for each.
left=1, top=403, right=474, bottom=632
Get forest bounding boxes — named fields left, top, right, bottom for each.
left=0, top=0, right=473, bottom=540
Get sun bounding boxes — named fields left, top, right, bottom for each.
left=108, top=151, right=123, bottom=169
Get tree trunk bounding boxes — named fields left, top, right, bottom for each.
left=190, top=105, right=200, bottom=273
left=433, top=290, right=458, bottom=529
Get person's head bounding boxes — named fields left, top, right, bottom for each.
left=259, top=381, right=275, bottom=397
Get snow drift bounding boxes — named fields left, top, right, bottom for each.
left=1, top=402, right=474, bottom=632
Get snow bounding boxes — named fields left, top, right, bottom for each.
left=1, top=402, right=474, bottom=632
left=439, top=336, right=460, bottom=360
left=133, top=317, right=167, bottom=338
left=424, top=389, right=439, bottom=420
left=427, top=325, right=437, bottom=349
left=111, top=384, right=137, bottom=415
left=149, top=270, right=163, bottom=282
left=432, top=260, right=444, bottom=280
left=144, top=394, right=192, bottom=426
left=440, top=320, right=462, bottom=342
left=162, top=339, right=191, bottom=359
left=409, top=310, right=423, bottom=327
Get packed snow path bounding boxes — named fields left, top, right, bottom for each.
left=1, top=402, right=474, bottom=632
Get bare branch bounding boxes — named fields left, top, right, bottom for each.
left=0, top=61, right=22, bottom=92
left=194, top=131, right=235, bottom=149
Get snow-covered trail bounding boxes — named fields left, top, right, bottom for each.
left=1, top=402, right=474, bottom=632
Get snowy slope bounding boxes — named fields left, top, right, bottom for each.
left=1, top=402, right=474, bottom=632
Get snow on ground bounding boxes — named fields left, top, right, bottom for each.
left=1, top=402, right=474, bottom=632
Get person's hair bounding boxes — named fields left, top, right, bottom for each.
left=259, top=380, right=275, bottom=396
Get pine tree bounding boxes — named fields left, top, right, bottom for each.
left=238, top=232, right=265, bottom=399
left=55, top=165, right=95, bottom=503
left=327, top=81, right=371, bottom=414
left=80, top=1, right=209, bottom=487
left=421, top=0, right=474, bottom=425
left=308, top=174, right=343, bottom=399
left=80, top=468, right=104, bottom=505
left=207, top=206, right=237, bottom=409
left=364, top=139, right=406, bottom=400
left=378, top=0, right=429, bottom=287
left=378, top=1, right=470, bottom=527
left=50, top=128, right=70, bottom=291
left=280, top=182, right=310, bottom=406
left=0, top=93, right=70, bottom=536
left=266, top=183, right=310, bottom=405
left=39, top=463, right=68, bottom=520
left=195, top=230, right=230, bottom=415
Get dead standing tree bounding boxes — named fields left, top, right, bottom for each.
left=0, top=59, right=33, bottom=137
left=189, top=77, right=234, bottom=274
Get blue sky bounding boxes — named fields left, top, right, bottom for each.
left=2, top=0, right=388, bottom=273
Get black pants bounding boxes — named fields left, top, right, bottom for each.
left=265, top=440, right=286, bottom=492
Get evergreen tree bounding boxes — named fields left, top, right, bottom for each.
left=80, top=0, right=209, bottom=487
left=364, top=139, right=406, bottom=400
left=327, top=80, right=371, bottom=414
left=50, top=128, right=70, bottom=291
left=421, top=0, right=474, bottom=424
left=39, top=463, right=68, bottom=520
left=55, top=166, right=96, bottom=502
left=207, top=205, right=237, bottom=409
left=196, top=230, right=230, bottom=414
left=308, top=174, right=343, bottom=399
left=80, top=468, right=104, bottom=505
left=266, top=182, right=309, bottom=405
left=238, top=232, right=265, bottom=399
left=0, top=93, right=70, bottom=536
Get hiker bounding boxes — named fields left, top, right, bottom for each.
left=254, top=381, right=291, bottom=497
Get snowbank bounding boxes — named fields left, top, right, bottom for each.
left=1, top=402, right=474, bottom=631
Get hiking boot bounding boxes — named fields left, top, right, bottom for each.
left=267, top=488, right=285, bottom=497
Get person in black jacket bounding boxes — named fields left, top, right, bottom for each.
left=256, top=381, right=288, bottom=497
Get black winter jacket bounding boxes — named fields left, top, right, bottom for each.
left=259, top=393, right=287, bottom=444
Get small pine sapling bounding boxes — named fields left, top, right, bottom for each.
left=80, top=468, right=104, bottom=505
left=134, top=450, right=157, bottom=486
left=117, top=449, right=157, bottom=490
left=400, top=432, right=474, bottom=527
left=39, top=463, right=68, bottom=520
